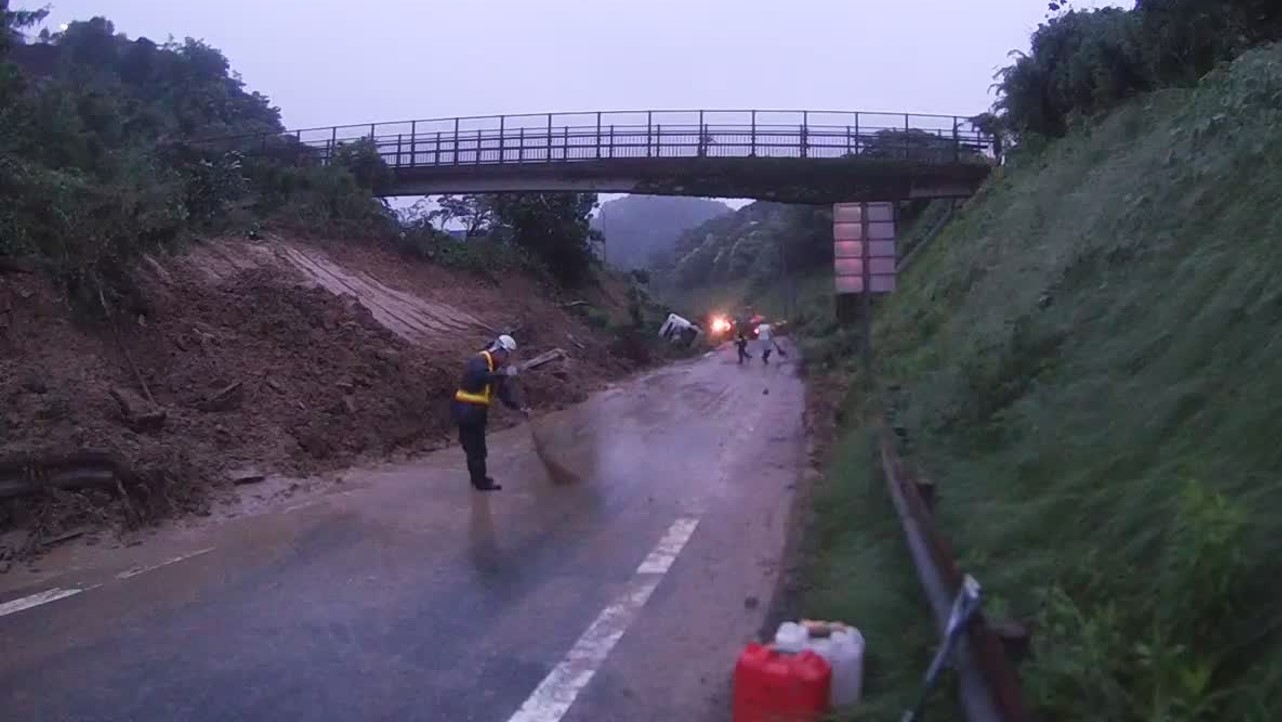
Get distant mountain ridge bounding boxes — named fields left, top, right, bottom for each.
left=592, top=195, right=732, bottom=270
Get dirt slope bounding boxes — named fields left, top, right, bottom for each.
left=0, top=235, right=643, bottom=548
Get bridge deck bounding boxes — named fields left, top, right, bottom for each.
left=205, top=109, right=999, bottom=201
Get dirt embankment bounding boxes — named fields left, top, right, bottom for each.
left=0, top=235, right=644, bottom=554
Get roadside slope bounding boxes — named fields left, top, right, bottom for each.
left=807, top=43, right=1282, bottom=719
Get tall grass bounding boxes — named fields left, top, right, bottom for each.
left=805, top=42, right=1282, bottom=720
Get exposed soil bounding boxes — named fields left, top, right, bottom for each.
left=0, top=235, right=647, bottom=556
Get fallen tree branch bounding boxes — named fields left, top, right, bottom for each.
left=518, top=348, right=567, bottom=372
left=98, top=280, right=156, bottom=405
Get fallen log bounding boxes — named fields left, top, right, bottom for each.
left=0, top=451, right=124, bottom=500
left=0, top=257, right=34, bottom=275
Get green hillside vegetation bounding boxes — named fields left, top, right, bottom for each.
left=655, top=197, right=953, bottom=327
left=591, top=195, right=731, bottom=270
left=0, top=9, right=609, bottom=303
left=654, top=201, right=832, bottom=302
left=803, top=29, right=1282, bottom=722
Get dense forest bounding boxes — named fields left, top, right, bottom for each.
left=0, top=7, right=603, bottom=304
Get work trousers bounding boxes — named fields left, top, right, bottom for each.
left=458, top=419, right=488, bottom=485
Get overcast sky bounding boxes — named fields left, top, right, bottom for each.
left=38, top=0, right=1126, bottom=129
left=35, top=0, right=1124, bottom=210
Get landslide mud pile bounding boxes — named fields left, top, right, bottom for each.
left=0, top=237, right=642, bottom=549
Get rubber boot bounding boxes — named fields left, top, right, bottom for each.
left=473, top=477, right=502, bottom=492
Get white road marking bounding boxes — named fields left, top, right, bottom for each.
left=116, top=547, right=216, bottom=580
left=0, top=587, right=84, bottom=618
left=0, top=546, right=217, bottom=620
left=636, top=517, right=700, bottom=575
left=506, top=516, right=702, bottom=722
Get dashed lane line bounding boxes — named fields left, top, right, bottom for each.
left=506, top=516, right=701, bottom=722
left=0, top=546, right=217, bottom=619
left=116, top=547, right=216, bottom=580
left=0, top=587, right=87, bottom=618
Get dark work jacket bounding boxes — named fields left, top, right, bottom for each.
left=450, top=351, right=520, bottom=426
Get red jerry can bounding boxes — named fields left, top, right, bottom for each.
left=732, top=643, right=832, bottom=722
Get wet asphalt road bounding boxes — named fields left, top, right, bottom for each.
left=0, top=344, right=806, bottom=722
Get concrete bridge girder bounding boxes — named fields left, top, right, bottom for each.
left=380, top=157, right=991, bottom=204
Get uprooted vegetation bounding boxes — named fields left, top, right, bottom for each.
left=800, top=39, right=1282, bottom=721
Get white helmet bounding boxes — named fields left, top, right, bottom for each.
left=494, top=334, right=517, bottom=352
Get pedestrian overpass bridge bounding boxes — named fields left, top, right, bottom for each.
left=215, top=109, right=999, bottom=203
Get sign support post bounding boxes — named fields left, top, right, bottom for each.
left=833, top=200, right=898, bottom=383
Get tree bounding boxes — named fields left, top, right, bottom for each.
left=488, top=193, right=600, bottom=286
left=330, top=138, right=390, bottom=192
left=429, top=194, right=494, bottom=237
left=0, top=3, right=47, bottom=102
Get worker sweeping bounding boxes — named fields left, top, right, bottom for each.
left=451, top=334, right=529, bottom=492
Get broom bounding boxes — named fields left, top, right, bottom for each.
left=510, top=348, right=581, bottom=485
left=529, top=413, right=580, bottom=485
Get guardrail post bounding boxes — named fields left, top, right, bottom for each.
left=547, top=114, right=553, bottom=162
left=854, top=112, right=861, bottom=155
left=596, top=112, right=602, bottom=160
left=434, top=131, right=441, bottom=165
left=453, top=118, right=460, bottom=165
left=609, top=124, right=615, bottom=159
left=410, top=121, right=417, bottom=166
left=750, top=110, right=757, bottom=157
left=655, top=124, right=661, bottom=158
left=519, top=127, right=525, bottom=162
left=915, top=479, right=937, bottom=512
left=953, top=116, right=960, bottom=162
left=369, top=123, right=376, bottom=141
left=330, top=127, right=337, bottom=161
left=563, top=125, right=569, bottom=161
left=499, top=115, right=506, bottom=164
left=396, top=133, right=403, bottom=168
left=846, top=125, right=852, bottom=156
left=476, top=128, right=482, bottom=165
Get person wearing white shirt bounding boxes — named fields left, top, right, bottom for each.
left=757, top=323, right=779, bottom=364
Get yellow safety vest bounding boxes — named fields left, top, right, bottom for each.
left=453, top=350, right=494, bottom=406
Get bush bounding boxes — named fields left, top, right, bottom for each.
left=993, top=1, right=1282, bottom=142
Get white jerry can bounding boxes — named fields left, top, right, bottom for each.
left=773, top=621, right=866, bottom=708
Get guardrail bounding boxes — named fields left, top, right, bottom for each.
left=878, top=421, right=1029, bottom=721
left=197, top=109, right=999, bottom=168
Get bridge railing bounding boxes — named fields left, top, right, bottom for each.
left=200, top=110, right=998, bottom=171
